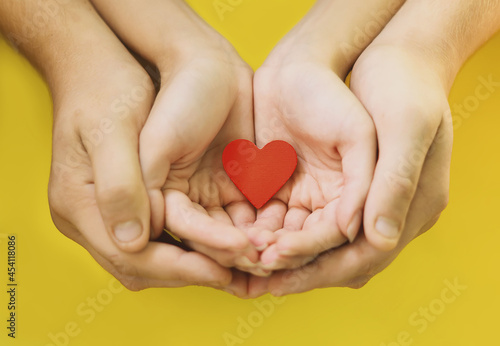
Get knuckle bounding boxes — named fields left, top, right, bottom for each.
left=385, top=171, right=417, bottom=201
left=48, top=208, right=73, bottom=239
left=220, top=255, right=238, bottom=268
left=48, top=187, right=64, bottom=218
left=108, top=253, right=137, bottom=277
left=396, top=102, right=439, bottom=130
left=237, top=63, right=254, bottom=81
left=96, top=183, right=140, bottom=209
left=219, top=232, right=250, bottom=251
left=253, top=66, right=276, bottom=95
left=434, top=188, right=450, bottom=213
left=177, top=270, right=198, bottom=286
left=116, top=275, right=146, bottom=292
left=47, top=182, right=76, bottom=230
left=48, top=204, right=63, bottom=230
left=348, top=246, right=382, bottom=280
left=312, top=237, right=332, bottom=254
left=419, top=214, right=441, bottom=236
left=346, top=275, right=372, bottom=289
left=413, top=108, right=437, bottom=133
left=357, top=256, right=379, bottom=278
left=227, top=234, right=250, bottom=253
left=355, top=117, right=376, bottom=139
left=305, top=229, right=346, bottom=256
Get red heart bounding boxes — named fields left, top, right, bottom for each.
left=222, top=139, right=297, bottom=209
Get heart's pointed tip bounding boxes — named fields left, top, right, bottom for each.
left=252, top=201, right=266, bottom=209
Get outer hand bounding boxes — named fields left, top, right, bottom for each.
left=45, top=3, right=236, bottom=291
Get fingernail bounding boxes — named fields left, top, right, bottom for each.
left=375, top=217, right=400, bottom=239
left=114, top=220, right=142, bottom=242
left=347, top=211, right=362, bottom=243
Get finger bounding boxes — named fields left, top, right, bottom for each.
left=191, top=206, right=272, bottom=273
left=362, top=112, right=441, bottom=251
left=247, top=200, right=287, bottom=250
left=283, top=206, right=310, bottom=231
left=267, top=237, right=394, bottom=296
left=224, top=269, right=251, bottom=298
left=336, top=119, right=376, bottom=242
left=66, top=202, right=232, bottom=289
left=139, top=69, right=236, bottom=236
left=84, top=119, right=151, bottom=253
left=399, top=115, right=453, bottom=242
left=274, top=200, right=347, bottom=257
left=225, top=201, right=256, bottom=231
left=183, top=206, right=254, bottom=267
left=188, top=207, right=261, bottom=268
left=105, top=242, right=232, bottom=289
left=260, top=242, right=317, bottom=271
left=234, top=265, right=272, bottom=278
left=165, top=190, right=248, bottom=250
left=247, top=275, right=272, bottom=299
left=225, top=201, right=279, bottom=267
left=207, top=206, right=234, bottom=225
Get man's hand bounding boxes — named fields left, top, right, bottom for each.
left=91, top=0, right=268, bottom=287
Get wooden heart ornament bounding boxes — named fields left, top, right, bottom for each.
left=222, top=139, right=297, bottom=209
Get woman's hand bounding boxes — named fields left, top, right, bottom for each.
left=245, top=0, right=403, bottom=274
left=249, top=42, right=453, bottom=296
left=251, top=58, right=376, bottom=271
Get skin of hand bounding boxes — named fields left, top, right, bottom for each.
left=247, top=0, right=404, bottom=273
left=0, top=1, right=243, bottom=291
left=90, top=0, right=275, bottom=291
left=251, top=56, right=377, bottom=270
left=249, top=0, right=500, bottom=297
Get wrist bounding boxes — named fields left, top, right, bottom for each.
left=37, top=3, right=140, bottom=93
left=47, top=30, right=151, bottom=122
left=365, top=39, right=459, bottom=93
left=262, top=0, right=403, bottom=78
left=154, top=24, right=242, bottom=75
left=91, top=0, right=242, bottom=75
left=369, top=0, right=500, bottom=92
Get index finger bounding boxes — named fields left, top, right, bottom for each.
left=65, top=199, right=233, bottom=289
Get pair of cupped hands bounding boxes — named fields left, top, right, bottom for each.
left=48, top=0, right=452, bottom=298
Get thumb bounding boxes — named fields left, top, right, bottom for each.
left=138, top=72, right=235, bottom=238
left=363, top=116, right=438, bottom=251
left=84, top=122, right=151, bottom=252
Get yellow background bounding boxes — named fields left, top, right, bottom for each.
left=1, top=1, right=499, bottom=345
